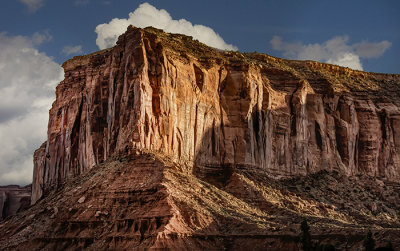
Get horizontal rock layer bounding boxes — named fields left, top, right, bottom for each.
left=0, top=154, right=400, bottom=251
left=3, top=153, right=400, bottom=250
left=32, top=26, right=400, bottom=204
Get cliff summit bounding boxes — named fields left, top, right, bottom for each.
left=1, top=26, right=400, bottom=250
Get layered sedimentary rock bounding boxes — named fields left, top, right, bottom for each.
left=32, top=26, right=400, bottom=204
left=2, top=153, right=400, bottom=250
left=0, top=185, right=31, bottom=220
left=0, top=25, right=395, bottom=250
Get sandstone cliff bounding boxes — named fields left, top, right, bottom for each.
left=2, top=153, right=400, bottom=250
left=32, top=26, right=400, bottom=204
left=0, top=185, right=31, bottom=220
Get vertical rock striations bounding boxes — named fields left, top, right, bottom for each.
left=32, top=26, right=400, bottom=204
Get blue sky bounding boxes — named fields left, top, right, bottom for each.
left=0, top=0, right=399, bottom=185
left=1, top=0, right=398, bottom=72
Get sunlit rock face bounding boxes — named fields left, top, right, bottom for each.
left=32, top=26, right=400, bottom=204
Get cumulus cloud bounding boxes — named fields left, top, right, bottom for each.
left=95, top=2, right=237, bottom=51
left=0, top=32, right=63, bottom=185
left=61, top=45, right=83, bottom=56
left=270, top=35, right=391, bottom=71
left=19, top=0, right=44, bottom=12
left=326, top=52, right=363, bottom=71
left=353, top=40, right=392, bottom=59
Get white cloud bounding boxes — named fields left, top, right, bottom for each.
left=270, top=35, right=391, bottom=71
left=95, top=2, right=237, bottom=51
left=0, top=32, right=63, bottom=185
left=326, top=52, right=363, bottom=71
left=354, top=40, right=392, bottom=59
left=19, top=0, right=44, bottom=12
left=61, top=45, right=83, bottom=56
left=31, top=30, right=52, bottom=45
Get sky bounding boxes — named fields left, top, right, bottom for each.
left=0, top=0, right=399, bottom=185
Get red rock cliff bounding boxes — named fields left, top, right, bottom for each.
left=32, top=26, right=400, bottom=204
left=0, top=185, right=31, bottom=220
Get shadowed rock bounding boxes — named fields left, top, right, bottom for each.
left=0, top=185, right=31, bottom=221
left=0, top=26, right=394, bottom=250
left=32, top=26, right=400, bottom=205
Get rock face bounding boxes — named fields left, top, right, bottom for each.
left=0, top=185, right=31, bottom=220
left=32, top=26, right=400, bottom=204
left=2, top=153, right=400, bottom=250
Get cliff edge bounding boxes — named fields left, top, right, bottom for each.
left=32, top=26, right=400, bottom=204
left=1, top=26, right=400, bottom=250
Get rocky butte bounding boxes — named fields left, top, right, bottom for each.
left=1, top=26, right=400, bottom=250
